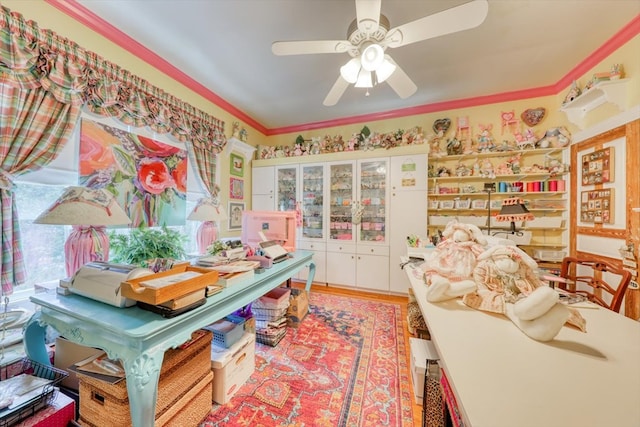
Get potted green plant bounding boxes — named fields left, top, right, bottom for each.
left=109, top=226, right=187, bottom=268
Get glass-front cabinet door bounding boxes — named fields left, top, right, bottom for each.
left=357, top=159, right=388, bottom=243
left=301, top=164, right=325, bottom=239
left=276, top=165, right=298, bottom=212
left=328, top=162, right=355, bottom=241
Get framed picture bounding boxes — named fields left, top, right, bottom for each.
left=580, top=189, right=614, bottom=223
left=581, top=147, right=614, bottom=185
left=230, top=153, right=244, bottom=177
left=230, top=177, right=244, bottom=199
left=228, top=202, right=244, bottom=230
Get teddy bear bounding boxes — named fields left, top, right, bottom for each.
left=462, top=245, right=586, bottom=341
left=421, top=221, right=488, bottom=302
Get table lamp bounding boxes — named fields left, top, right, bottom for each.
left=494, top=197, right=534, bottom=236
left=188, top=196, right=228, bottom=254
left=34, top=186, right=131, bottom=277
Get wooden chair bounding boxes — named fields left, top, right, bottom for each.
left=559, top=256, right=632, bottom=312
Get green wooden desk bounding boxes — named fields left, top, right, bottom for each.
left=24, top=251, right=315, bottom=427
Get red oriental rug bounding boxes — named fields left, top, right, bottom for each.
left=202, top=291, right=415, bottom=427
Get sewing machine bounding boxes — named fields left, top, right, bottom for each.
left=66, top=262, right=153, bottom=307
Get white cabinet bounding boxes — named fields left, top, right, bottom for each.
left=297, top=163, right=328, bottom=282
left=326, top=242, right=356, bottom=286
left=325, top=158, right=390, bottom=291
left=251, top=166, right=275, bottom=211
left=297, top=240, right=327, bottom=283
left=276, top=165, right=298, bottom=212
left=355, top=244, right=390, bottom=292
left=388, top=154, right=428, bottom=294
left=251, top=146, right=427, bottom=294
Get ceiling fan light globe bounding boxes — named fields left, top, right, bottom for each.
left=376, top=55, right=396, bottom=83
left=360, top=43, right=384, bottom=72
left=340, top=58, right=361, bottom=84
left=355, top=69, right=373, bottom=88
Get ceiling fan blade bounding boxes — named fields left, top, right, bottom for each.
left=384, top=0, right=489, bottom=49
left=323, top=76, right=350, bottom=106
left=272, top=40, right=353, bottom=56
left=384, top=58, right=417, bottom=99
left=355, top=0, right=381, bottom=34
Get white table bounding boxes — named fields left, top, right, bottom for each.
left=405, top=264, right=640, bottom=427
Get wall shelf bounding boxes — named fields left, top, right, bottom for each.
left=560, top=79, right=629, bottom=128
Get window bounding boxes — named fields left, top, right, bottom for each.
left=13, top=181, right=201, bottom=292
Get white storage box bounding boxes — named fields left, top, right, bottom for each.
left=410, top=337, right=439, bottom=405
left=533, top=249, right=566, bottom=262
left=457, top=215, right=487, bottom=227
left=211, top=332, right=256, bottom=404
left=429, top=215, right=456, bottom=226
left=525, top=217, right=564, bottom=228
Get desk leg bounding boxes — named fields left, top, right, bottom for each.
left=23, top=313, right=51, bottom=366
left=304, top=261, right=316, bottom=292
left=123, top=350, right=165, bottom=427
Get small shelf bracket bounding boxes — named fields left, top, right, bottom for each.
left=560, top=79, right=629, bottom=129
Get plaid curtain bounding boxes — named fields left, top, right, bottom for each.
left=0, top=12, right=84, bottom=295
left=0, top=6, right=227, bottom=294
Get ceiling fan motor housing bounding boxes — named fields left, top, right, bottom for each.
left=347, top=14, right=390, bottom=53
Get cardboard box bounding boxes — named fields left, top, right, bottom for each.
left=211, top=332, right=256, bottom=404
left=286, top=288, right=309, bottom=328
left=54, top=337, right=103, bottom=391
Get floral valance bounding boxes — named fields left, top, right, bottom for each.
left=0, top=5, right=227, bottom=153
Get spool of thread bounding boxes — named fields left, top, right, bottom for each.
left=543, top=181, right=549, bottom=192
left=557, top=180, right=566, bottom=191
left=533, top=181, right=541, bottom=192
left=549, top=180, right=558, bottom=192
left=499, top=182, right=508, bottom=192
left=526, top=182, right=534, bottom=192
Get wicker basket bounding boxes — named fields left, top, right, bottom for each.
left=79, top=371, right=213, bottom=427
left=78, top=330, right=211, bottom=427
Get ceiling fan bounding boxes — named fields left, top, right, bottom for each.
left=272, top=0, right=489, bottom=106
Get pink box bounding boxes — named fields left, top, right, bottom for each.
left=15, top=391, right=76, bottom=427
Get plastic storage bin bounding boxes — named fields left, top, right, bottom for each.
left=206, top=315, right=246, bottom=348
left=410, top=337, right=439, bottom=405
left=210, top=332, right=256, bottom=404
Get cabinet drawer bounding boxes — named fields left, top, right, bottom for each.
left=326, top=242, right=356, bottom=254
left=297, top=240, right=326, bottom=251
left=357, top=245, right=389, bottom=256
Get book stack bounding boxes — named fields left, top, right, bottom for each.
left=195, top=259, right=260, bottom=288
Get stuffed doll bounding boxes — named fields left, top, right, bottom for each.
left=463, top=245, right=586, bottom=341
left=421, top=221, right=488, bottom=302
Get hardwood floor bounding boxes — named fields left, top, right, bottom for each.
left=293, top=281, right=424, bottom=425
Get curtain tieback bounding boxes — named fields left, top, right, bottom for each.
left=0, top=170, right=16, bottom=191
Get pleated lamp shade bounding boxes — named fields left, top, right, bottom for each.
left=187, top=197, right=228, bottom=255
left=34, top=186, right=131, bottom=277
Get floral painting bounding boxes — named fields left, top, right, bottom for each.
left=230, top=178, right=244, bottom=199
left=79, top=119, right=187, bottom=227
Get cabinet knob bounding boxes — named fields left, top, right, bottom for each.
left=370, top=248, right=374, bottom=253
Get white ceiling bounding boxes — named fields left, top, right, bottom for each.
left=73, top=0, right=639, bottom=132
